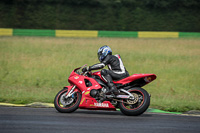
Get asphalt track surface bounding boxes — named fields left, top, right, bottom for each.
left=0, top=106, right=200, bottom=133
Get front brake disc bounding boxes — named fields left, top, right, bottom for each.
left=60, top=92, right=74, bottom=106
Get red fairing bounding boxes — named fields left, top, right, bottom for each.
left=79, top=98, right=116, bottom=111
left=92, top=71, right=105, bottom=81
left=67, top=69, right=116, bottom=110
left=68, top=73, right=101, bottom=92
left=92, top=71, right=101, bottom=76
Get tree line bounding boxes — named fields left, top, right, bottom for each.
left=0, top=0, right=199, bottom=31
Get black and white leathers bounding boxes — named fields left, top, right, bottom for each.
left=89, top=54, right=129, bottom=80
left=89, top=54, right=129, bottom=95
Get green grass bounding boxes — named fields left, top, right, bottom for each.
left=0, top=36, right=200, bottom=112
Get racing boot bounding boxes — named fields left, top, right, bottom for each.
left=108, top=82, right=119, bottom=95
left=102, top=74, right=119, bottom=95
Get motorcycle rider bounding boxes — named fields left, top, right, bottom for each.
left=82, top=45, right=129, bottom=95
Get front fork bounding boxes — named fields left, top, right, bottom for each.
left=64, top=85, right=77, bottom=99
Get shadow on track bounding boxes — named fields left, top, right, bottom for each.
left=57, top=109, right=153, bottom=117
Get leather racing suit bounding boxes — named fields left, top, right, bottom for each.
left=89, top=54, right=129, bottom=94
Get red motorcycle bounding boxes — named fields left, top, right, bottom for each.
left=54, top=65, right=156, bottom=116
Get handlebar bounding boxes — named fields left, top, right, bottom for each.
left=75, top=64, right=88, bottom=75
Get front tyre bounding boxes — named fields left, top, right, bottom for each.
left=118, top=87, right=150, bottom=116
left=54, top=89, right=82, bottom=113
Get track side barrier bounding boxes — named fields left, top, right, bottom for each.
left=0, top=28, right=200, bottom=38
left=0, top=28, right=13, bottom=36
left=56, top=30, right=98, bottom=37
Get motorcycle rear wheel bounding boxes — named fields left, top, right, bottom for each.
left=54, top=89, right=81, bottom=113
left=118, top=87, right=150, bottom=116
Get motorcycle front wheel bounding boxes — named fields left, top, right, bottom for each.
left=54, top=89, right=82, bottom=113
left=118, top=87, right=150, bottom=116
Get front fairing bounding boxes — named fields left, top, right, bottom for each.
left=68, top=69, right=102, bottom=92
left=66, top=67, right=116, bottom=111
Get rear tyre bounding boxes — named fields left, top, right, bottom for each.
left=118, top=87, right=150, bottom=116
left=54, top=89, right=82, bottom=113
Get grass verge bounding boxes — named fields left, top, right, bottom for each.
left=0, top=36, right=199, bottom=112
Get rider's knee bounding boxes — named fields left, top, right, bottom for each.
left=101, top=69, right=108, bottom=76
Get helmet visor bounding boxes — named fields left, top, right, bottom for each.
left=98, top=51, right=102, bottom=62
